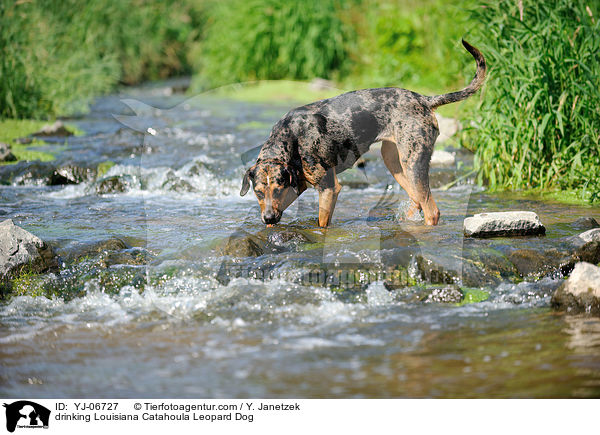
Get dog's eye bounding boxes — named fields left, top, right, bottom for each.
left=255, top=190, right=264, bottom=199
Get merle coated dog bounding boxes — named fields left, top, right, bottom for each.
left=240, top=39, right=486, bottom=227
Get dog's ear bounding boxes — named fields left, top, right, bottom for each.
left=240, top=166, right=254, bottom=196
left=285, top=165, right=300, bottom=195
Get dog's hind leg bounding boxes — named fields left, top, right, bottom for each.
left=403, top=153, right=440, bottom=226
left=317, top=167, right=342, bottom=227
left=380, top=139, right=421, bottom=219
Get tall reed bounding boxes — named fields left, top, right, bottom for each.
left=465, top=0, right=600, bottom=201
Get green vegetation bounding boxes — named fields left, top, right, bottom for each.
left=193, top=0, right=355, bottom=90
left=0, top=0, right=204, bottom=119
left=465, top=0, right=600, bottom=203
left=97, top=161, right=116, bottom=178
left=214, top=81, right=342, bottom=104
left=457, top=288, right=490, bottom=306
left=0, top=119, right=60, bottom=164
left=1, top=0, right=598, bottom=200
left=346, top=0, right=477, bottom=95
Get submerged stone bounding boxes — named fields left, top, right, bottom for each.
left=63, top=237, right=130, bottom=263
left=0, top=219, right=58, bottom=283
left=95, top=175, right=136, bottom=194
left=49, top=164, right=97, bottom=185
left=420, top=285, right=464, bottom=304
left=217, top=233, right=265, bottom=257
left=571, top=217, right=600, bottom=231
left=266, top=229, right=312, bottom=251
left=551, top=262, right=600, bottom=316
left=464, top=211, right=546, bottom=238
left=508, top=248, right=572, bottom=279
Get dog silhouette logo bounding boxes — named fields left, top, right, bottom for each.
left=3, top=401, right=50, bottom=432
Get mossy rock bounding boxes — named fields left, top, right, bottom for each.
left=216, top=232, right=266, bottom=258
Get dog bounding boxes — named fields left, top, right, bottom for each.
left=240, top=39, right=486, bottom=227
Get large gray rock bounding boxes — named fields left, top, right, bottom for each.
left=551, top=262, right=600, bottom=315
left=464, top=211, right=546, bottom=238
left=578, top=228, right=600, bottom=244
left=0, top=219, right=58, bottom=280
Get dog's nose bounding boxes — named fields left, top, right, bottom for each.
left=263, top=211, right=278, bottom=224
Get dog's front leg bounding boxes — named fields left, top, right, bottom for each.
left=317, top=168, right=342, bottom=227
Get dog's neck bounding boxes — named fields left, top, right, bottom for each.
left=257, top=138, right=299, bottom=168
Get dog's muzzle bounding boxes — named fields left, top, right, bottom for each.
left=262, top=210, right=281, bottom=225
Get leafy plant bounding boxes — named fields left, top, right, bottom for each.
left=464, top=0, right=600, bottom=202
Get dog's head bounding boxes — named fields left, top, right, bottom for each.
left=240, top=159, right=300, bottom=225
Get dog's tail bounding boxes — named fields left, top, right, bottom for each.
left=426, top=39, right=486, bottom=109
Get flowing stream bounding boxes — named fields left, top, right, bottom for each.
left=1, top=80, right=599, bottom=398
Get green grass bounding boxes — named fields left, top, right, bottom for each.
left=463, top=0, right=600, bottom=204
left=0, top=119, right=82, bottom=164
left=210, top=80, right=343, bottom=104
left=344, top=0, right=479, bottom=95
left=0, top=0, right=205, bottom=119
left=192, top=0, right=356, bottom=91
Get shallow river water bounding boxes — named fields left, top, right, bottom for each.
left=1, top=81, right=599, bottom=398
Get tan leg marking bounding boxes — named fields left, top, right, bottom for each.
left=381, top=139, right=440, bottom=225
left=317, top=168, right=342, bottom=227
left=381, top=140, right=420, bottom=219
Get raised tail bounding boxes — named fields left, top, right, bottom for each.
left=426, top=39, right=486, bottom=109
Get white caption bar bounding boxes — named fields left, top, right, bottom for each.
left=0, top=399, right=597, bottom=435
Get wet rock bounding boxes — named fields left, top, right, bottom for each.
left=428, top=169, right=457, bottom=189
left=577, top=228, right=600, bottom=244
left=216, top=256, right=279, bottom=285
left=32, top=121, right=73, bottom=137
left=574, top=241, right=600, bottom=265
left=420, top=285, right=464, bottom=304
left=508, top=248, right=572, bottom=278
left=0, top=161, right=55, bottom=185
left=430, top=150, right=456, bottom=167
left=161, top=171, right=197, bottom=193
left=216, top=233, right=265, bottom=257
left=571, top=217, right=599, bottom=231
left=462, top=244, right=518, bottom=281
left=0, top=142, right=16, bottom=162
left=185, top=160, right=215, bottom=177
left=464, top=211, right=546, bottom=238
left=95, top=175, right=136, bottom=194
left=266, top=230, right=312, bottom=251
left=551, top=262, right=600, bottom=316
left=49, top=165, right=97, bottom=185
left=99, top=248, right=153, bottom=268
left=64, top=237, right=130, bottom=263
left=0, top=219, right=58, bottom=281
left=414, top=254, right=459, bottom=285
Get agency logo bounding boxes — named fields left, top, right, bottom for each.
left=3, top=401, right=50, bottom=433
